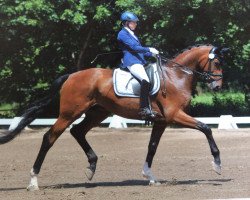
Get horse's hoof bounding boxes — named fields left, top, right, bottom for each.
left=212, top=161, right=221, bottom=175
left=149, top=180, right=161, bottom=186
left=27, top=184, right=39, bottom=191
left=85, top=167, right=95, bottom=181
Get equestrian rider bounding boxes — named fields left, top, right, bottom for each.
left=117, top=11, right=159, bottom=120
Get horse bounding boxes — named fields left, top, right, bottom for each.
left=0, top=44, right=229, bottom=190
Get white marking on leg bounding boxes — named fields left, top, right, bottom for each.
left=142, top=162, right=157, bottom=184
left=212, top=161, right=222, bottom=175
left=27, top=168, right=39, bottom=191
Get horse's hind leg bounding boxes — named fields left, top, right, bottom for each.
left=27, top=97, right=95, bottom=190
left=70, top=105, right=110, bottom=181
left=27, top=116, right=74, bottom=191
left=173, top=109, right=221, bottom=174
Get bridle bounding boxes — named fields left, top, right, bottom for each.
left=156, top=46, right=224, bottom=96
left=158, top=47, right=224, bottom=84
left=200, top=47, right=223, bottom=83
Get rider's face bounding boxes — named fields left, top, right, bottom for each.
left=128, top=21, right=137, bottom=31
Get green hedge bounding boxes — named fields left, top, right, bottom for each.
left=0, top=103, right=18, bottom=118
left=189, top=92, right=249, bottom=117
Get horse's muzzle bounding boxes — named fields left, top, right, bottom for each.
left=209, top=80, right=222, bottom=92
left=212, top=85, right=221, bottom=92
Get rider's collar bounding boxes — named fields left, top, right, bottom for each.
left=124, top=27, right=135, bottom=36
left=124, top=27, right=138, bottom=41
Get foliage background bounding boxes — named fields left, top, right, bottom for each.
left=0, top=0, right=249, bottom=117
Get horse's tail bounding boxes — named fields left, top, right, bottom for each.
left=0, top=74, right=70, bottom=144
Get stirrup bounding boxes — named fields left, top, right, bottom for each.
left=139, top=108, right=156, bottom=120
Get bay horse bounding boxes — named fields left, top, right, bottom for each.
left=0, top=44, right=229, bottom=190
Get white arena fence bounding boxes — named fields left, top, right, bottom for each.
left=0, top=115, right=249, bottom=129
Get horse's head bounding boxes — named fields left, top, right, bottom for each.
left=198, top=46, right=229, bottom=91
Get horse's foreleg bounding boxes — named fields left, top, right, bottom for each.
left=173, top=110, right=221, bottom=174
left=70, top=105, right=110, bottom=181
left=143, top=122, right=166, bottom=185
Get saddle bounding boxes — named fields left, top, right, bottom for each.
left=113, top=63, right=160, bottom=97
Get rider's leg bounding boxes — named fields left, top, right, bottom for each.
left=127, top=64, right=150, bottom=82
left=139, top=80, right=155, bottom=119
left=127, top=64, right=155, bottom=119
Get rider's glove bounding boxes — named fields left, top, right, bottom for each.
left=149, top=48, right=159, bottom=57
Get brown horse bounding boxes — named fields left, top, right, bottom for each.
left=0, top=44, right=229, bottom=190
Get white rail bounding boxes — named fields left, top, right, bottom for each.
left=0, top=115, right=249, bottom=129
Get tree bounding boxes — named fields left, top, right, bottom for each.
left=0, top=0, right=249, bottom=116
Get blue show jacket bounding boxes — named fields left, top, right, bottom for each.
left=117, top=28, right=152, bottom=68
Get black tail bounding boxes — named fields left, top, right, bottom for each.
left=0, top=74, right=70, bottom=144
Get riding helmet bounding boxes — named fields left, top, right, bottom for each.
left=120, top=11, right=139, bottom=22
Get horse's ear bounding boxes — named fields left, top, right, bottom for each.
left=220, top=47, right=230, bottom=55
left=215, top=46, right=222, bottom=53
left=214, top=46, right=230, bottom=56
left=211, top=46, right=221, bottom=54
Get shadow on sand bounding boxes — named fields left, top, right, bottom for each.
left=0, top=178, right=232, bottom=191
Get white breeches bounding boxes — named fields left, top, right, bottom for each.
left=127, top=64, right=149, bottom=82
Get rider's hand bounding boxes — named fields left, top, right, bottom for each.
left=149, top=47, right=159, bottom=57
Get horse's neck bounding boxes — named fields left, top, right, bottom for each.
left=165, top=66, right=194, bottom=97
left=165, top=50, right=202, bottom=94
left=173, top=49, right=201, bottom=71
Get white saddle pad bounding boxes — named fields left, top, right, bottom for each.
left=113, top=63, right=160, bottom=97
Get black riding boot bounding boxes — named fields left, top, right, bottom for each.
left=139, top=80, right=156, bottom=120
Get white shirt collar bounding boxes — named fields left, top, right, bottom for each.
left=124, top=27, right=138, bottom=40
left=124, top=27, right=134, bottom=35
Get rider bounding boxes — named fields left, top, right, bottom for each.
left=117, top=11, right=159, bottom=120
